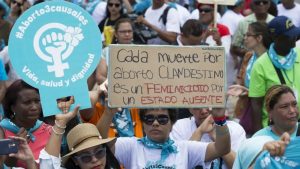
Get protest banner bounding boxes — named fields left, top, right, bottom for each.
left=8, top=1, right=102, bottom=116
left=108, top=45, right=226, bottom=108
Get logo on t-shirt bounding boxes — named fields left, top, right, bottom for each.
left=144, top=161, right=176, bottom=169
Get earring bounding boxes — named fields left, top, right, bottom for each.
left=10, top=112, right=16, bottom=119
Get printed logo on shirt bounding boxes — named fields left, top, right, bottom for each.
left=144, top=161, right=176, bottom=169
left=8, top=1, right=102, bottom=116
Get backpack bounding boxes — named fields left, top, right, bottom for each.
left=159, top=5, right=175, bottom=25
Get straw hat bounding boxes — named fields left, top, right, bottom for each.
left=61, top=123, right=116, bottom=165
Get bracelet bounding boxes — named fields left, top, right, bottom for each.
left=214, top=120, right=227, bottom=126
left=55, top=120, right=66, bottom=129
left=213, top=116, right=226, bottom=121
left=52, top=126, right=65, bottom=135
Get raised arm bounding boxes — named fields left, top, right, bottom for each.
left=204, top=108, right=231, bottom=162
left=44, top=106, right=80, bottom=157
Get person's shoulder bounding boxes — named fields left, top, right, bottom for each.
left=227, top=121, right=246, bottom=134
left=173, top=117, right=194, bottom=127
left=252, top=127, right=272, bottom=137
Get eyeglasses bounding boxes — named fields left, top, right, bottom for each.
left=73, top=147, right=106, bottom=163
left=253, top=0, right=269, bottom=6
left=198, top=8, right=213, bottom=13
left=142, top=114, right=169, bottom=125
left=118, top=30, right=133, bottom=34
left=108, top=3, right=120, bottom=8
left=245, top=32, right=258, bottom=37
left=12, top=0, right=23, bottom=7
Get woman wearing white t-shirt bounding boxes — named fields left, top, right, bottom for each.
left=97, top=105, right=231, bottom=169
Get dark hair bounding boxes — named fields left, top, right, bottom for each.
left=64, top=144, right=121, bottom=169
left=265, top=85, right=295, bottom=111
left=112, top=18, right=133, bottom=44
left=139, top=108, right=177, bottom=125
left=248, top=22, right=273, bottom=49
left=181, top=19, right=203, bottom=37
left=114, top=18, right=133, bottom=32
left=0, top=2, right=8, bottom=19
left=3, top=79, right=39, bottom=119
left=105, top=0, right=124, bottom=18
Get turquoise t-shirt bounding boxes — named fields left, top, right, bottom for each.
left=253, top=123, right=299, bottom=140
left=0, top=59, right=7, bottom=80
left=254, top=137, right=300, bottom=169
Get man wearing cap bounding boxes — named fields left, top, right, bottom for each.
left=249, top=16, right=300, bottom=132
left=230, top=0, right=274, bottom=64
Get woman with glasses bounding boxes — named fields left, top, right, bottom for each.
left=39, top=106, right=121, bottom=169
left=228, top=21, right=272, bottom=136
left=86, top=19, right=143, bottom=139
left=97, top=103, right=231, bottom=168
left=7, top=0, right=30, bottom=24
left=98, top=0, right=129, bottom=47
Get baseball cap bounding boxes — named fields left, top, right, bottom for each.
left=268, top=16, right=300, bottom=38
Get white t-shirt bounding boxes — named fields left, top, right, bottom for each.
left=92, top=1, right=107, bottom=25
left=277, top=3, right=300, bottom=27
left=175, top=3, right=190, bottom=27
left=144, top=4, right=181, bottom=45
left=220, top=10, right=244, bottom=35
left=115, top=137, right=209, bottom=169
left=170, top=117, right=246, bottom=169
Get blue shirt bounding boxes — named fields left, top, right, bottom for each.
left=0, top=59, right=7, bottom=80
left=253, top=123, right=299, bottom=140
left=254, top=137, right=300, bottom=169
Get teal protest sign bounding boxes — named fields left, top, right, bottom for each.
left=8, top=1, right=102, bottom=116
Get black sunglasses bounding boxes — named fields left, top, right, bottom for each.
left=108, top=3, right=120, bottom=8
left=142, top=114, right=169, bottom=125
left=198, top=8, right=213, bottom=13
left=254, top=0, right=269, bottom=5
left=12, top=0, right=23, bottom=7
left=73, top=147, right=106, bottom=163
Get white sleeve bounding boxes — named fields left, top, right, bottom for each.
left=187, top=141, right=209, bottom=168
left=189, top=9, right=199, bottom=20
left=115, top=137, right=136, bottom=167
left=228, top=121, right=246, bottom=152
left=166, top=8, right=181, bottom=33
left=39, top=149, right=63, bottom=169
left=92, top=2, right=107, bottom=24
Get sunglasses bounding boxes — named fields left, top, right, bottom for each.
left=73, top=147, right=106, bottom=163
left=198, top=8, right=213, bottom=13
left=12, top=0, right=23, bottom=7
left=142, top=114, right=169, bottom=125
left=108, top=3, right=120, bottom=8
left=254, top=0, right=269, bottom=5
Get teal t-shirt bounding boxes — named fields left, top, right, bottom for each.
left=253, top=123, right=299, bottom=140
left=254, top=137, right=300, bottom=169
left=0, top=59, right=7, bottom=80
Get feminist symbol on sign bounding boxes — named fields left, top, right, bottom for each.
left=33, top=23, right=84, bottom=77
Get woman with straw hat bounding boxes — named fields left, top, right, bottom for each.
left=39, top=106, right=120, bottom=169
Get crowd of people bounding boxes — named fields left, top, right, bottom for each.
left=1, top=0, right=300, bottom=168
